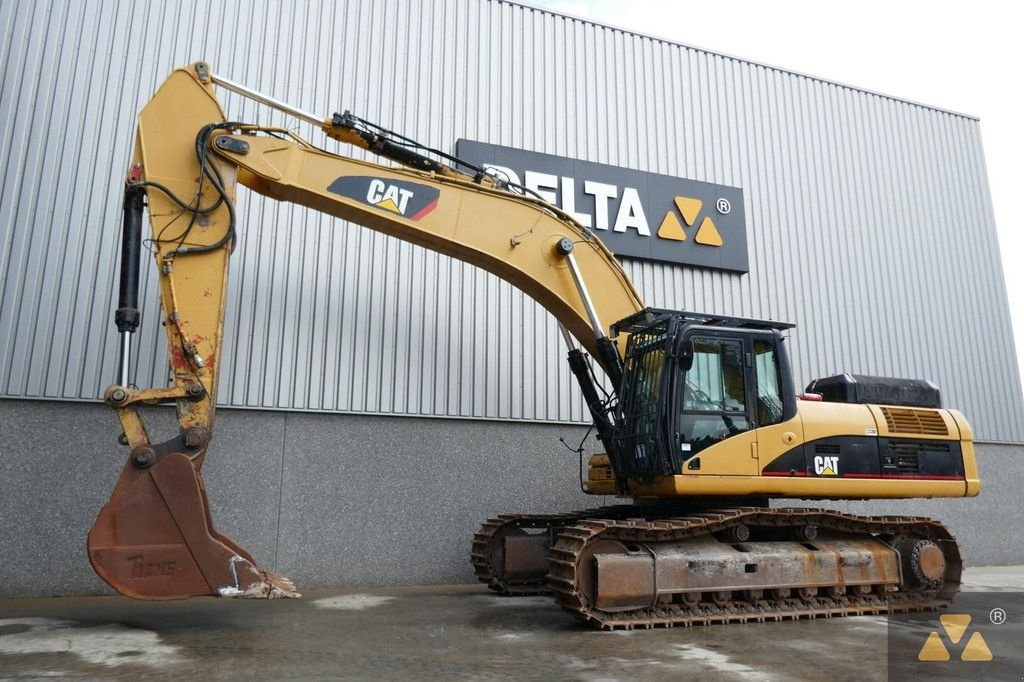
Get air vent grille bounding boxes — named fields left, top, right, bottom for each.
left=880, top=407, right=949, bottom=435
left=895, top=453, right=919, bottom=474
left=886, top=440, right=952, bottom=475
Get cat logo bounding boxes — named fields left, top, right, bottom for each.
left=918, top=614, right=993, bottom=662
left=656, top=196, right=724, bottom=247
left=366, top=179, right=414, bottom=214
left=813, top=455, right=839, bottom=476
left=327, top=176, right=440, bottom=221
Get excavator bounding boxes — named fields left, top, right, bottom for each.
left=88, top=62, right=980, bottom=630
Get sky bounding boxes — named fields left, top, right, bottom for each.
left=524, top=0, right=1024, bottom=397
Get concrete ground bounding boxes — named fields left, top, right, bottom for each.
left=1, top=568, right=1022, bottom=681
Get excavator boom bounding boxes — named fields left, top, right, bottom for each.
left=89, top=63, right=641, bottom=600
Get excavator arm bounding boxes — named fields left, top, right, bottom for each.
left=88, top=63, right=643, bottom=599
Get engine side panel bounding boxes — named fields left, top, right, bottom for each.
left=605, top=400, right=979, bottom=499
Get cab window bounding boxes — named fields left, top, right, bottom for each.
left=682, top=337, right=746, bottom=413
left=754, top=340, right=784, bottom=425
left=677, top=337, right=749, bottom=455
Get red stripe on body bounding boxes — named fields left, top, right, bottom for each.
left=410, top=199, right=438, bottom=221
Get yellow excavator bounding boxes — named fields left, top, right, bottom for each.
left=88, top=63, right=980, bottom=629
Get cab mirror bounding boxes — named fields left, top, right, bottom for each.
left=678, top=338, right=694, bottom=371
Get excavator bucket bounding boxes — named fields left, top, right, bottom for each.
left=88, top=452, right=297, bottom=600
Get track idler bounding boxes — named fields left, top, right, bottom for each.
left=88, top=446, right=297, bottom=600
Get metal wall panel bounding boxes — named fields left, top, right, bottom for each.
left=1, top=0, right=1020, bottom=441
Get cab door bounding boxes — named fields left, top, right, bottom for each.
left=674, top=333, right=759, bottom=476
left=751, top=335, right=803, bottom=468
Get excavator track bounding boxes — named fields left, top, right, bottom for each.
left=472, top=507, right=621, bottom=595
left=472, top=503, right=755, bottom=594
left=547, top=507, right=962, bottom=630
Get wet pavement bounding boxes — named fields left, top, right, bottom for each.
left=1, top=567, right=1022, bottom=681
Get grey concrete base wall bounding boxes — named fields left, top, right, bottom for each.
left=0, top=399, right=1020, bottom=598
left=0, top=400, right=604, bottom=597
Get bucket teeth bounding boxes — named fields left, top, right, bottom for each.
left=218, top=566, right=300, bottom=599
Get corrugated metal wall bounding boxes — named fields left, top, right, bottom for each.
left=1, top=0, right=1021, bottom=441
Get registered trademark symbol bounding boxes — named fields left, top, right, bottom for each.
left=716, top=197, right=731, bottom=215
left=990, top=607, right=1007, bottom=625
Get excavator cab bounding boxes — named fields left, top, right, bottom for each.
left=608, top=309, right=796, bottom=484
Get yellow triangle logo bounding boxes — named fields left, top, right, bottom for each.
left=674, top=197, right=702, bottom=226
left=918, top=631, right=950, bottom=661
left=960, top=631, right=993, bottom=661
left=375, top=197, right=401, bottom=214
left=821, top=465, right=836, bottom=476
left=657, top=211, right=687, bottom=241
left=940, top=614, right=971, bottom=644
left=694, top=217, right=723, bottom=247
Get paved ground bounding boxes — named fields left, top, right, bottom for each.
left=1, top=567, right=1022, bottom=681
